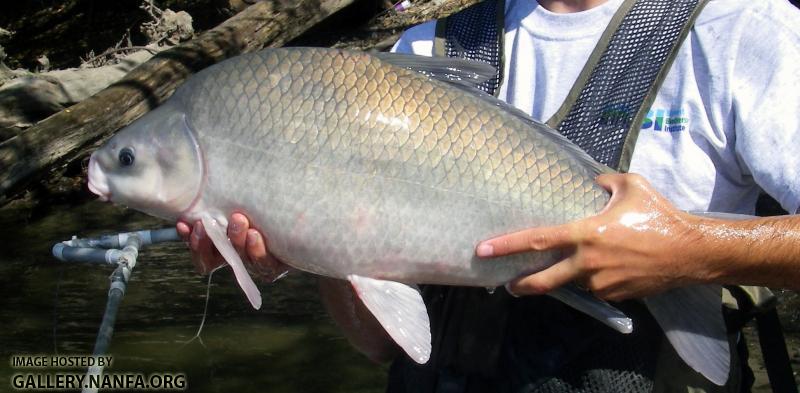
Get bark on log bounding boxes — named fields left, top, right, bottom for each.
left=0, top=50, right=160, bottom=140
left=0, top=0, right=354, bottom=206
left=294, top=0, right=481, bottom=51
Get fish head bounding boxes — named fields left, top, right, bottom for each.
left=88, top=103, right=203, bottom=220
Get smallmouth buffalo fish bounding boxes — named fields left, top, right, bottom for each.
left=87, top=47, right=730, bottom=384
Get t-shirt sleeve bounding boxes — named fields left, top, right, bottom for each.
left=731, top=1, right=800, bottom=213
left=390, top=20, right=437, bottom=56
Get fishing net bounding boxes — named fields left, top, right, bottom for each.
left=520, top=315, right=658, bottom=393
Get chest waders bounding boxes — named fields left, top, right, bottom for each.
left=386, top=1, right=798, bottom=392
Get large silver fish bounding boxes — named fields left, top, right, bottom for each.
left=87, top=47, right=729, bottom=384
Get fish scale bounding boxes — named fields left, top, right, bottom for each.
left=171, top=47, right=607, bottom=284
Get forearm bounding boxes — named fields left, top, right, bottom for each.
left=317, top=276, right=399, bottom=363
left=689, top=214, right=800, bottom=289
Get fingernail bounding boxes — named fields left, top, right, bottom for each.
left=476, top=243, right=494, bottom=257
left=230, top=220, right=242, bottom=234
left=246, top=230, right=258, bottom=246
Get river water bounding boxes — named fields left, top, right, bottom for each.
left=0, top=199, right=797, bottom=392
left=0, top=200, right=386, bottom=392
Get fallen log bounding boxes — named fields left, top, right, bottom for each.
left=293, top=0, right=482, bottom=50
left=0, top=0, right=354, bottom=206
left=0, top=50, right=161, bottom=140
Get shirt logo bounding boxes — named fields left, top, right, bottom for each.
left=641, top=108, right=688, bottom=132
left=599, top=103, right=633, bottom=127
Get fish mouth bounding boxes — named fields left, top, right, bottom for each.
left=87, top=154, right=111, bottom=202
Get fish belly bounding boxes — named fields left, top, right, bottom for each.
left=204, top=154, right=560, bottom=285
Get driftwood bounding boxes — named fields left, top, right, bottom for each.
left=0, top=3, right=193, bottom=141
left=297, top=0, right=482, bottom=51
left=0, top=0, right=354, bottom=206
left=0, top=50, right=160, bottom=140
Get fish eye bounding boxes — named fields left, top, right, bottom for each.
left=119, top=147, right=135, bottom=167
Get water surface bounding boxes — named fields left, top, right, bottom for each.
left=0, top=200, right=387, bottom=392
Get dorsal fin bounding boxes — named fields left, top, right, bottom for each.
left=374, top=52, right=495, bottom=89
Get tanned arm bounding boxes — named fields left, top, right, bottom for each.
left=476, top=173, right=800, bottom=301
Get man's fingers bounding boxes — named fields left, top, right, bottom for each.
left=181, top=214, right=289, bottom=281
left=188, top=222, right=208, bottom=273
left=190, top=221, right=224, bottom=274
left=189, top=222, right=203, bottom=252
left=476, top=224, right=576, bottom=258
left=176, top=221, right=192, bottom=241
left=507, top=257, right=581, bottom=295
left=245, top=229, right=269, bottom=263
left=228, top=213, right=250, bottom=257
left=595, top=173, right=626, bottom=191
left=245, top=229, right=292, bottom=281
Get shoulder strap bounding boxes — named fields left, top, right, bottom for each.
left=433, top=0, right=505, bottom=96
left=545, top=0, right=710, bottom=171
left=436, top=0, right=710, bottom=171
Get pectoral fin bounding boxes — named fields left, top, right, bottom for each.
left=547, top=284, right=633, bottom=333
left=643, top=285, right=730, bottom=385
left=347, top=275, right=431, bottom=363
left=201, top=214, right=262, bottom=310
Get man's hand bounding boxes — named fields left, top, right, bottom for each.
left=176, top=213, right=290, bottom=282
left=176, top=214, right=397, bottom=361
left=476, top=173, right=708, bottom=301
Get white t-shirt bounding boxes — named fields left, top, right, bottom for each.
left=392, top=0, right=800, bottom=214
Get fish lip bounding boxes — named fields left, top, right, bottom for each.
left=88, top=182, right=110, bottom=202
left=87, top=154, right=111, bottom=202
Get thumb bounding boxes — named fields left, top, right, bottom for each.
left=507, top=256, right=581, bottom=295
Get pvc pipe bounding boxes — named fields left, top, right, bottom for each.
left=61, top=228, right=180, bottom=251
left=50, top=228, right=179, bottom=393
left=53, top=228, right=179, bottom=264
